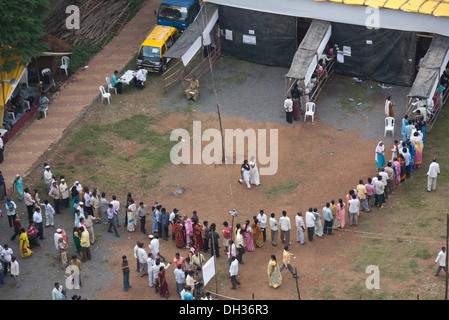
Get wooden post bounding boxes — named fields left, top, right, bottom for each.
left=216, top=103, right=225, bottom=163
left=295, top=267, right=301, bottom=300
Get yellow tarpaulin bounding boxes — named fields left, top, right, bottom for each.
left=0, top=56, right=27, bottom=125
left=315, top=0, right=449, bottom=16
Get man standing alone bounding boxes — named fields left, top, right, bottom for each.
left=434, top=247, right=446, bottom=276
left=427, top=157, right=440, bottom=192
left=284, top=96, right=293, bottom=124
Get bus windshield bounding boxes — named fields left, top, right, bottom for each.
left=140, top=46, right=160, bottom=58
left=158, top=4, right=188, bottom=23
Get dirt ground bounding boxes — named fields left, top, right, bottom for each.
left=2, top=57, right=408, bottom=300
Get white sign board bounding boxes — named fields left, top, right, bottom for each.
left=202, top=257, right=216, bottom=287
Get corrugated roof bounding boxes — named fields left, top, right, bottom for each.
left=316, top=0, right=449, bottom=16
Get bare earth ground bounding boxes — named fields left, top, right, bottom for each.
left=2, top=55, right=448, bottom=300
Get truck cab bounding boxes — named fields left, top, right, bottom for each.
left=156, top=0, right=200, bottom=32
left=137, top=25, right=179, bottom=73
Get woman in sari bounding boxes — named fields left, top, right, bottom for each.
left=399, top=155, right=406, bottom=182
left=375, top=141, right=385, bottom=170
left=330, top=199, right=340, bottom=230
left=11, top=213, right=22, bottom=241
left=185, top=218, right=193, bottom=248
left=337, top=199, right=345, bottom=229
left=393, top=157, right=401, bottom=185
left=58, top=237, right=69, bottom=269
left=19, top=228, right=33, bottom=258
left=267, top=255, right=282, bottom=288
left=0, top=171, right=6, bottom=202
left=27, top=222, right=40, bottom=248
left=173, top=221, right=185, bottom=248
left=158, top=267, right=170, bottom=298
left=73, top=226, right=82, bottom=256
left=313, top=208, right=324, bottom=237
left=242, top=221, right=255, bottom=252
left=414, top=141, right=423, bottom=169
left=193, top=221, right=204, bottom=251
left=407, top=141, right=415, bottom=173
left=251, top=217, right=264, bottom=248
left=12, top=174, right=24, bottom=200
left=126, top=200, right=137, bottom=232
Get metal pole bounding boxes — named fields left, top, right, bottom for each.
left=445, top=213, right=448, bottom=300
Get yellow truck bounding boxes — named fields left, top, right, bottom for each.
left=137, top=25, right=179, bottom=72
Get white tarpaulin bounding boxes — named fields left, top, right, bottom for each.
left=164, top=4, right=219, bottom=66
left=286, top=20, right=331, bottom=87
left=202, top=256, right=216, bottom=287
left=204, top=0, right=449, bottom=37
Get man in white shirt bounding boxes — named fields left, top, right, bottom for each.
left=1, top=244, right=13, bottom=277
left=52, top=282, right=63, bottom=300
left=427, top=157, right=440, bottom=192
left=110, top=195, right=120, bottom=226
left=149, top=235, right=166, bottom=262
left=44, top=199, right=55, bottom=227
left=348, top=194, right=360, bottom=226
left=295, top=212, right=306, bottom=245
left=269, top=213, right=278, bottom=247
left=10, top=256, right=20, bottom=288
left=48, top=181, right=61, bottom=214
left=305, top=208, right=316, bottom=242
left=137, top=242, right=148, bottom=277
left=43, top=165, right=53, bottom=192
left=434, top=247, right=446, bottom=276
left=54, top=229, right=63, bottom=252
left=284, top=96, right=293, bottom=124
left=279, top=210, right=291, bottom=245
left=147, top=253, right=155, bottom=287
left=133, top=67, right=148, bottom=89
left=229, top=256, right=240, bottom=290
left=257, top=210, right=267, bottom=243
left=33, top=207, right=45, bottom=239
left=236, top=229, right=245, bottom=264
left=374, top=176, right=385, bottom=209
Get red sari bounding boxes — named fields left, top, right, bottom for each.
left=173, top=222, right=185, bottom=248
left=158, top=269, right=169, bottom=298
left=193, top=223, right=204, bottom=251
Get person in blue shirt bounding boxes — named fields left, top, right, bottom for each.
left=183, top=286, right=194, bottom=300
left=322, top=202, right=334, bottom=235
left=111, top=70, right=123, bottom=94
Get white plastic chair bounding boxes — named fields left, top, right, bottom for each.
left=384, top=117, right=395, bottom=137
left=7, top=112, right=15, bottom=120
left=60, top=56, right=70, bottom=76
left=42, top=68, right=51, bottom=76
left=99, top=86, right=111, bottom=104
left=304, top=102, right=316, bottom=122
left=42, top=107, right=48, bottom=118
left=23, top=100, right=30, bottom=111
left=106, top=77, right=117, bottom=94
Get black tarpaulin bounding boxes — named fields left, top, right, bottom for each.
left=409, top=35, right=449, bottom=99
left=216, top=5, right=297, bottom=67
left=331, top=22, right=417, bottom=86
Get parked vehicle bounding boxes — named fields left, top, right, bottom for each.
left=137, top=25, right=180, bottom=72
left=156, top=0, right=200, bottom=32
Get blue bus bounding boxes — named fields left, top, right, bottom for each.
left=157, top=0, right=200, bottom=32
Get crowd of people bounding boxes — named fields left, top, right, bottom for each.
left=0, top=106, right=444, bottom=299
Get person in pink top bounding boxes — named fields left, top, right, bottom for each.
left=365, top=178, right=375, bottom=208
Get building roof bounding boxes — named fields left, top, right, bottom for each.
left=315, top=0, right=449, bottom=17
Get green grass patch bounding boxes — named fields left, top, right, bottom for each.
left=264, top=178, right=302, bottom=200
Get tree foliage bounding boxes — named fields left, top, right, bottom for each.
left=0, top=0, right=50, bottom=72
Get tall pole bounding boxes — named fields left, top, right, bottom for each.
left=445, top=213, right=448, bottom=300
left=216, top=103, right=225, bottom=163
